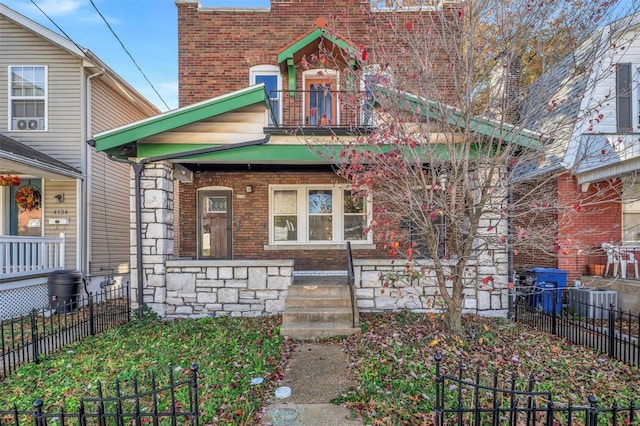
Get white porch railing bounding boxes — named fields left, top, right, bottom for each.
left=0, top=234, right=65, bottom=279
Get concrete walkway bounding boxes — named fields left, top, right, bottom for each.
left=261, top=342, right=363, bottom=426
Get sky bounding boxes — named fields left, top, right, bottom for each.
left=0, top=0, right=270, bottom=112
left=1, top=0, right=637, bottom=113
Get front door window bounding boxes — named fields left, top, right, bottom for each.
left=199, top=191, right=232, bottom=259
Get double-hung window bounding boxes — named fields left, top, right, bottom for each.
left=270, top=185, right=370, bottom=244
left=615, top=63, right=640, bottom=133
left=9, top=66, right=47, bottom=131
left=250, top=65, right=281, bottom=125
left=623, top=179, right=640, bottom=242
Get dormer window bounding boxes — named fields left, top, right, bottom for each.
left=9, top=66, right=47, bottom=131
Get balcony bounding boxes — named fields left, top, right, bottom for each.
left=268, top=89, right=373, bottom=130
left=0, top=235, right=66, bottom=280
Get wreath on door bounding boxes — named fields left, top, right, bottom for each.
left=15, top=185, right=41, bottom=211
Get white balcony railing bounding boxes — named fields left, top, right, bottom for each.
left=0, top=234, right=66, bottom=279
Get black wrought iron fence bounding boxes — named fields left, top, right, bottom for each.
left=1, top=283, right=131, bottom=378
left=514, top=289, right=640, bottom=366
left=1, top=363, right=199, bottom=426
left=434, top=354, right=639, bottom=426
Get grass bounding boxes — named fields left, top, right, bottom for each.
left=0, top=313, right=287, bottom=425
left=1, top=310, right=639, bottom=425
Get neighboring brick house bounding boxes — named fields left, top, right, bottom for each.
left=514, top=13, right=640, bottom=287
left=0, top=4, right=159, bottom=318
left=92, top=0, right=517, bottom=319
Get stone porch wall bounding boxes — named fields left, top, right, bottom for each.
left=353, top=260, right=509, bottom=316
left=163, top=260, right=293, bottom=318
left=148, top=258, right=509, bottom=318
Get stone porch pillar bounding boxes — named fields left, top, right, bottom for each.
left=130, top=161, right=174, bottom=316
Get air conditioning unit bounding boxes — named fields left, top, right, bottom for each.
left=569, top=288, right=618, bottom=319
left=12, top=117, right=45, bottom=131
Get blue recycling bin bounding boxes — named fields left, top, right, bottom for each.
left=526, top=267, right=567, bottom=314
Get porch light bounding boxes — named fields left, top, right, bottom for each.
left=246, top=185, right=253, bottom=193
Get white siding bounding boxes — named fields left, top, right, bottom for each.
left=43, top=180, right=77, bottom=270
left=1, top=12, right=158, bottom=281
left=0, top=15, right=84, bottom=170
left=578, top=29, right=640, bottom=136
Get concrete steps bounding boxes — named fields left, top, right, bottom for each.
left=281, top=284, right=360, bottom=341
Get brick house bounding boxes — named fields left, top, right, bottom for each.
left=92, top=0, right=515, bottom=320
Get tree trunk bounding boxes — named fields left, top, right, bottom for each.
left=446, top=305, right=463, bottom=333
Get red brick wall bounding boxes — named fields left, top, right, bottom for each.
left=514, top=173, right=621, bottom=282
left=556, top=174, right=621, bottom=281
left=176, top=170, right=389, bottom=270
left=177, top=0, right=456, bottom=107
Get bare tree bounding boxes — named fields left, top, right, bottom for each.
left=305, top=0, right=640, bottom=331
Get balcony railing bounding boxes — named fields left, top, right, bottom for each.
left=269, top=89, right=373, bottom=129
left=0, top=235, right=65, bottom=279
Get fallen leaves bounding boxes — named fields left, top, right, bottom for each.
left=339, top=312, right=640, bottom=425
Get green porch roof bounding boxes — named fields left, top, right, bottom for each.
left=135, top=142, right=477, bottom=163
left=91, top=85, right=273, bottom=153
left=138, top=144, right=327, bottom=163
left=376, top=87, right=548, bottom=150
left=90, top=82, right=540, bottom=166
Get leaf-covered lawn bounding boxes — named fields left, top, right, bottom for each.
left=1, top=312, right=638, bottom=425
left=339, top=312, right=640, bottom=425
left=0, top=315, right=290, bottom=425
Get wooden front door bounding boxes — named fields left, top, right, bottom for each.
left=199, top=191, right=232, bottom=259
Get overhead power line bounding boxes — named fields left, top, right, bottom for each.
left=29, top=0, right=170, bottom=111
left=88, top=0, right=170, bottom=110
left=30, top=0, right=85, bottom=53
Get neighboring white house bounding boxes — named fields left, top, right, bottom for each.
left=513, top=13, right=640, bottom=311
left=0, top=4, right=159, bottom=318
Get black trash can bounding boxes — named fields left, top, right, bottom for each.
left=47, top=270, right=82, bottom=313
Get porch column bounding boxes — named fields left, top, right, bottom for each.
left=131, top=161, right=174, bottom=316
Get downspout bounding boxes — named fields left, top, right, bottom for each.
left=83, top=70, right=104, bottom=278
left=507, top=164, right=516, bottom=320
left=99, top=135, right=271, bottom=318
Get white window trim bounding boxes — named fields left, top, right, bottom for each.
left=622, top=178, right=640, bottom=242
left=8, top=65, right=48, bottom=132
left=302, top=69, right=340, bottom=126
left=250, top=64, right=282, bottom=124
left=371, top=0, right=446, bottom=12
left=268, top=184, right=373, bottom=246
